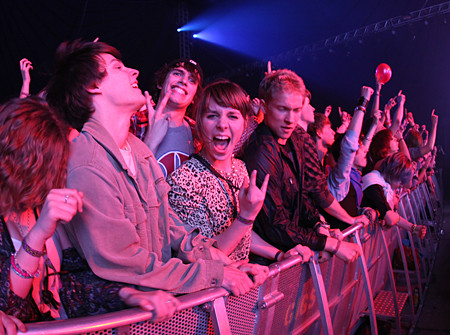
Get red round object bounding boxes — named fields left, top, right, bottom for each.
left=375, top=63, right=392, bottom=84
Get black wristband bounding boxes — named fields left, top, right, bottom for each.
left=274, top=250, right=283, bottom=261
left=356, top=96, right=369, bottom=109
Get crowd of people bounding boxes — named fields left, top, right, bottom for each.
left=0, top=39, right=439, bottom=334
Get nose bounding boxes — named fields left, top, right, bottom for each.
left=129, top=67, right=139, bottom=77
left=217, top=115, right=228, bottom=129
left=179, top=73, right=188, bottom=85
left=285, top=110, right=295, bottom=124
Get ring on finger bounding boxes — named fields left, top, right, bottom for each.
left=64, top=194, right=70, bottom=204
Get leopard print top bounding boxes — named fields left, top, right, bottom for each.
left=167, top=156, right=251, bottom=261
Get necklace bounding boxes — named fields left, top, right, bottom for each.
left=199, top=152, right=238, bottom=181
left=215, top=157, right=239, bottom=181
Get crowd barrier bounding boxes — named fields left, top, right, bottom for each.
left=21, top=177, right=444, bottom=335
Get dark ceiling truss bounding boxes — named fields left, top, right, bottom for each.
left=210, top=1, right=450, bottom=80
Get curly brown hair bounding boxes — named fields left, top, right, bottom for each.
left=0, top=97, right=70, bottom=214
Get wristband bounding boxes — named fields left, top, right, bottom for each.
left=274, top=250, right=283, bottom=261
left=237, top=214, right=254, bottom=225
left=22, top=239, right=45, bottom=257
left=411, top=224, right=417, bottom=234
left=356, top=96, right=369, bottom=109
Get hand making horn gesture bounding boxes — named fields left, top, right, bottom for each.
left=238, top=170, right=270, bottom=222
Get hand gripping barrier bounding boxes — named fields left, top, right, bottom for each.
left=20, top=181, right=443, bottom=335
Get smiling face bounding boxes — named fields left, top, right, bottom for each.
left=159, top=66, right=200, bottom=110
left=200, top=98, right=245, bottom=168
left=96, top=53, right=145, bottom=112
left=263, top=90, right=304, bottom=145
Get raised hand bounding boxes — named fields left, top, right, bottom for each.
left=238, top=170, right=270, bottom=221
left=431, top=109, right=438, bottom=127
left=143, top=90, right=170, bottom=153
left=396, top=90, right=405, bottom=105
left=339, top=107, right=351, bottom=123
left=119, top=287, right=180, bottom=323
left=324, top=105, right=332, bottom=117
left=19, top=58, right=33, bottom=84
left=385, top=97, right=396, bottom=111
left=406, top=111, right=415, bottom=125
left=34, top=188, right=84, bottom=241
left=361, top=86, right=374, bottom=100
left=265, top=61, right=273, bottom=75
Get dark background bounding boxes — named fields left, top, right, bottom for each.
left=1, top=0, right=449, bottom=202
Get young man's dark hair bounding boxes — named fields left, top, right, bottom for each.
left=46, top=39, right=121, bottom=131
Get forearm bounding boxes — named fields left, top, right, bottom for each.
left=323, top=199, right=354, bottom=225
left=10, top=226, right=48, bottom=298
left=398, top=139, right=411, bottom=161
left=347, top=109, right=365, bottom=135
left=390, top=102, right=405, bottom=135
left=212, top=219, right=252, bottom=256
left=422, top=124, right=437, bottom=155
left=19, top=81, right=30, bottom=99
left=250, top=231, right=281, bottom=261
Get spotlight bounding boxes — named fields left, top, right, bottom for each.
left=177, top=28, right=181, bottom=32
left=193, top=34, right=198, bottom=38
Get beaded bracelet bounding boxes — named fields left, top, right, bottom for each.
left=11, top=254, right=41, bottom=279
left=22, top=239, right=45, bottom=257
left=237, top=214, right=254, bottom=225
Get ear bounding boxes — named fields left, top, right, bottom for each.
left=260, top=99, right=267, bottom=115
left=87, top=83, right=102, bottom=94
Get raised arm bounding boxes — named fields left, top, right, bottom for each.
left=389, top=91, right=405, bottom=135
left=419, top=109, right=438, bottom=157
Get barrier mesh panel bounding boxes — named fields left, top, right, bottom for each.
left=132, top=306, right=213, bottom=335
left=226, top=288, right=259, bottom=335
left=83, top=330, right=115, bottom=335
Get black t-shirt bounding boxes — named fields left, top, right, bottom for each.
left=361, top=184, right=390, bottom=219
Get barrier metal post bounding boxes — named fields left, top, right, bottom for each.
left=348, top=224, right=378, bottom=335
left=309, top=253, right=334, bottom=335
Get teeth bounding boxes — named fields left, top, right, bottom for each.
left=215, top=136, right=230, bottom=140
left=131, top=83, right=138, bottom=88
left=172, top=87, right=185, bottom=94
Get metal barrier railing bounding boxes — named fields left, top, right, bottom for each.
left=20, top=181, right=443, bottom=335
